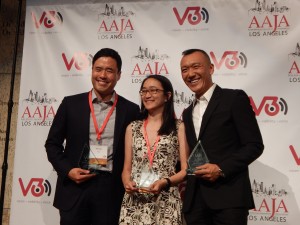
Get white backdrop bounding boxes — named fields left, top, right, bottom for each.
left=10, top=0, right=300, bottom=224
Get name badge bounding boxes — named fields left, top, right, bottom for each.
left=89, top=145, right=108, bottom=166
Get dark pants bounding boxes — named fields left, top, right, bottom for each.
left=184, top=186, right=249, bottom=225
left=59, top=172, right=119, bottom=225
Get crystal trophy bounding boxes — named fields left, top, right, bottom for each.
left=78, top=144, right=90, bottom=170
left=78, top=144, right=106, bottom=174
left=134, top=154, right=160, bottom=193
left=187, top=140, right=209, bottom=175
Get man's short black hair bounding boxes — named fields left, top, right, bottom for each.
left=92, top=48, right=122, bottom=72
left=182, top=49, right=211, bottom=64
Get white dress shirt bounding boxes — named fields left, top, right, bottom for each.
left=192, top=83, right=216, bottom=138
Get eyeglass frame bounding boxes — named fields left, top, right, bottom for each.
left=139, top=88, right=165, bottom=96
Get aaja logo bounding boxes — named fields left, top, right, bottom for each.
left=31, top=11, right=63, bottom=30
left=174, top=90, right=194, bottom=106
left=288, top=43, right=300, bottom=83
left=19, top=178, right=51, bottom=197
left=21, top=90, right=57, bottom=127
left=249, top=96, right=288, bottom=117
left=97, top=3, right=135, bottom=40
left=173, top=90, right=194, bottom=120
left=249, top=179, right=288, bottom=222
left=248, top=0, right=290, bottom=37
left=130, top=46, right=170, bottom=84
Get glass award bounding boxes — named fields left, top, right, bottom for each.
left=187, top=140, right=209, bottom=175
left=78, top=144, right=90, bottom=171
left=137, top=166, right=160, bottom=193
left=135, top=160, right=160, bottom=193
left=78, top=144, right=103, bottom=174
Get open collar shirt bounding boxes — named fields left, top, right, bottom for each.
left=89, top=89, right=116, bottom=172
left=192, top=83, right=216, bottom=139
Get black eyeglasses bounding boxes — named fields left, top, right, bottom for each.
left=139, top=88, right=164, bottom=96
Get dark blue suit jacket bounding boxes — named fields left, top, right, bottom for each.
left=45, top=92, right=140, bottom=212
left=182, top=85, right=264, bottom=212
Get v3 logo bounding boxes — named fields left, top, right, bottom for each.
left=249, top=96, right=288, bottom=116
left=31, top=11, right=63, bottom=29
left=173, top=7, right=209, bottom=25
left=289, top=145, right=300, bottom=166
left=19, top=178, right=51, bottom=197
left=62, top=52, right=93, bottom=71
left=210, top=51, right=247, bottom=70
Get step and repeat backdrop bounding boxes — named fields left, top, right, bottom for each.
left=9, top=0, right=300, bottom=224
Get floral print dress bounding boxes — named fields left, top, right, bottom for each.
left=119, top=120, right=183, bottom=225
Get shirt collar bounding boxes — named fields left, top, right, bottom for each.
left=92, top=89, right=116, bottom=104
left=192, top=83, right=216, bottom=107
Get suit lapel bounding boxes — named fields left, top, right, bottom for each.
left=199, top=86, right=222, bottom=139
left=184, top=104, right=198, bottom=146
left=113, top=96, right=125, bottom=154
left=83, top=92, right=91, bottom=144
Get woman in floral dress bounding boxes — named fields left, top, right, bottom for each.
left=119, top=75, right=189, bottom=225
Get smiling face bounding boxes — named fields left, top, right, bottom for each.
left=180, top=51, right=214, bottom=98
left=140, top=78, right=169, bottom=114
left=91, top=56, right=121, bottom=101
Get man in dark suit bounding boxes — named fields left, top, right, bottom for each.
left=45, top=48, right=140, bottom=225
left=180, top=49, right=264, bottom=225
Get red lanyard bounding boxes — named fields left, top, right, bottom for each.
left=143, top=119, right=160, bottom=167
left=88, top=90, right=118, bottom=141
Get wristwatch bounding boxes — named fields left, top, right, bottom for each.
left=163, top=178, right=171, bottom=191
left=218, top=168, right=225, bottom=178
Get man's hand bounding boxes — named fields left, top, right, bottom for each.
left=193, top=163, right=223, bottom=182
left=68, top=168, right=96, bottom=184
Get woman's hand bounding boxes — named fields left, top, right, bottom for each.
left=124, top=180, right=138, bottom=194
left=148, top=178, right=168, bottom=194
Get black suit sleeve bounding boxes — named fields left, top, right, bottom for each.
left=219, top=90, right=264, bottom=177
left=45, top=97, right=73, bottom=178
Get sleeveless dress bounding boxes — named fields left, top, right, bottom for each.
left=119, top=120, right=183, bottom=225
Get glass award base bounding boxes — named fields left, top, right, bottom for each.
left=187, top=140, right=209, bottom=175
left=136, top=167, right=159, bottom=194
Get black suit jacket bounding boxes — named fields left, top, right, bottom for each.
left=45, top=92, right=140, bottom=211
left=182, top=85, right=264, bottom=212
